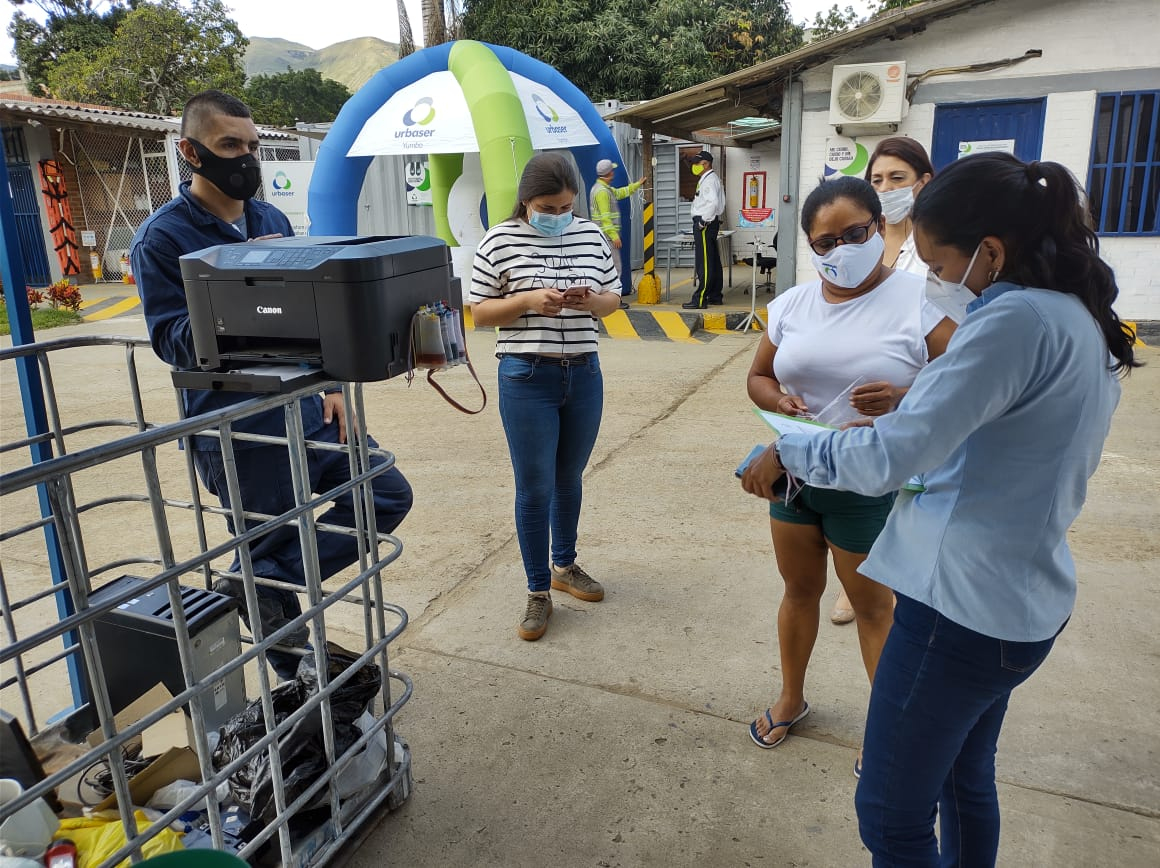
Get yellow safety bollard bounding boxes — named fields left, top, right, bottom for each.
left=635, top=199, right=661, bottom=304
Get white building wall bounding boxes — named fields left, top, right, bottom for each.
left=724, top=140, right=780, bottom=254
left=790, top=0, right=1160, bottom=318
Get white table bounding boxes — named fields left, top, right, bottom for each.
left=660, top=229, right=735, bottom=301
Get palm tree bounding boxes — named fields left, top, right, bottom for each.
left=444, top=0, right=463, bottom=40
left=422, top=0, right=446, bottom=46
left=397, top=0, right=415, bottom=57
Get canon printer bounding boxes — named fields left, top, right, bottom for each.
left=179, top=235, right=460, bottom=383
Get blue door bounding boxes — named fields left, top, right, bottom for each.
left=7, top=162, right=53, bottom=286
left=930, top=99, right=1046, bottom=170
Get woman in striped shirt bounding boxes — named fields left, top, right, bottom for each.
left=470, top=152, right=623, bottom=641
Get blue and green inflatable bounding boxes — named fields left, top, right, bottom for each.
left=307, top=41, right=635, bottom=291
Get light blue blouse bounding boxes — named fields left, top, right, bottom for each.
left=776, top=283, right=1122, bottom=641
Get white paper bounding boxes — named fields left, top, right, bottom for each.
left=754, top=409, right=835, bottom=438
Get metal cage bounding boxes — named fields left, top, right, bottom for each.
left=0, top=336, right=413, bottom=867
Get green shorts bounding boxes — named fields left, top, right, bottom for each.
left=769, top=485, right=896, bottom=554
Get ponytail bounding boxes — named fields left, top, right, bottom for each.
left=913, top=153, right=1139, bottom=375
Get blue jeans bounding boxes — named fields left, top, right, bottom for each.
left=855, top=595, right=1061, bottom=867
left=194, top=422, right=413, bottom=679
left=497, top=353, right=603, bottom=592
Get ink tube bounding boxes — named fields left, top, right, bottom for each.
left=451, top=308, right=467, bottom=362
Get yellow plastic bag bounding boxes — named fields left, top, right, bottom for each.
left=55, top=811, right=182, bottom=868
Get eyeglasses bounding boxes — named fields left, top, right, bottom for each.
left=808, top=218, right=877, bottom=255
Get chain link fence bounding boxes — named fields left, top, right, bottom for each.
left=65, top=131, right=302, bottom=283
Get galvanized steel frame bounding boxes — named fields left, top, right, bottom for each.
left=0, top=336, right=413, bottom=867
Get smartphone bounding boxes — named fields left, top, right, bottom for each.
left=563, top=284, right=591, bottom=300
left=735, top=443, right=789, bottom=498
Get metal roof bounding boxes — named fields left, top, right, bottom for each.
left=0, top=96, right=296, bottom=141
left=610, top=0, right=993, bottom=143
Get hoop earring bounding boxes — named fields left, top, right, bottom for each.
left=987, top=269, right=1000, bottom=284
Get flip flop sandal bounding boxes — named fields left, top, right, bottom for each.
left=748, top=701, right=810, bottom=749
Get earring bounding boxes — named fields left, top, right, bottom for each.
left=987, top=269, right=1000, bottom=284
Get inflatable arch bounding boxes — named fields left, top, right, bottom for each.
left=308, top=41, right=635, bottom=294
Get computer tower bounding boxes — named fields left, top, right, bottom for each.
left=87, top=575, right=247, bottom=732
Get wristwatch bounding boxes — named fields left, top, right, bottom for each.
left=771, top=438, right=785, bottom=473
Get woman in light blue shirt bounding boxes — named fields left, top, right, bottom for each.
left=741, top=153, right=1139, bottom=867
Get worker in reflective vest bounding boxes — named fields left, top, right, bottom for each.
left=590, top=158, right=643, bottom=307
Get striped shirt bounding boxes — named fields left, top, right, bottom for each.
left=470, top=217, right=620, bottom=356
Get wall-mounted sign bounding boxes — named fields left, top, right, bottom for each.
left=81, top=230, right=97, bottom=247
left=824, top=136, right=870, bottom=179
left=957, top=139, right=1015, bottom=159
left=264, top=160, right=314, bottom=236
left=405, top=160, right=432, bottom=206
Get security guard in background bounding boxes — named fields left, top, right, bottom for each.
left=683, top=149, right=727, bottom=309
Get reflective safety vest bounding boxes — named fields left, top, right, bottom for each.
left=589, top=177, right=640, bottom=243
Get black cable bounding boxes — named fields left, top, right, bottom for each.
left=78, top=742, right=156, bottom=806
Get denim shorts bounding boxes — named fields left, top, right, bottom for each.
left=769, top=485, right=895, bottom=554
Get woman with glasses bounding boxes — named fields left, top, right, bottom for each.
left=470, top=152, right=624, bottom=641
left=744, top=176, right=956, bottom=763
left=817, top=138, right=940, bottom=628
left=742, top=154, right=1135, bottom=866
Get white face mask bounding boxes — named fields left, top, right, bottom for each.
left=925, top=243, right=982, bottom=324
left=878, top=186, right=915, bottom=225
left=810, top=231, right=885, bottom=289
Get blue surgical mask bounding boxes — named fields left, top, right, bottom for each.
left=528, top=208, right=573, bottom=236
left=809, top=231, right=885, bottom=289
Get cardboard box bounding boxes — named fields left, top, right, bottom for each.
left=85, top=684, right=196, bottom=754
left=93, top=746, right=202, bottom=813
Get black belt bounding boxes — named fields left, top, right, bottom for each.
left=503, top=353, right=595, bottom=366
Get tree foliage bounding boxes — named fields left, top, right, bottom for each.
left=9, top=1, right=131, bottom=95
left=244, top=68, right=352, bottom=127
left=14, top=0, right=246, bottom=115
left=460, top=0, right=803, bottom=101
left=809, top=4, right=862, bottom=40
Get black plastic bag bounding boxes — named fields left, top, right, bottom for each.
left=212, top=642, right=382, bottom=826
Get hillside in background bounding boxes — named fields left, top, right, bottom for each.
left=245, top=36, right=399, bottom=92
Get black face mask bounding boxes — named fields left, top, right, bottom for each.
left=186, top=137, right=262, bottom=201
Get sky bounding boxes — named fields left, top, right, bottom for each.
left=1, top=0, right=878, bottom=68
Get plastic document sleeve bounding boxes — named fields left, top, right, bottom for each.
left=752, top=408, right=925, bottom=493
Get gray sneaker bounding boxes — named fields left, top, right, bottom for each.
left=518, top=592, right=553, bottom=641
left=550, top=563, right=605, bottom=602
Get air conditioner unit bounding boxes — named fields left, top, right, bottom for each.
left=828, top=62, right=908, bottom=126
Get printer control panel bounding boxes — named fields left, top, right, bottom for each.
left=218, top=246, right=334, bottom=270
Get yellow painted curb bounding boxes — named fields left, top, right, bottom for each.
left=702, top=312, right=729, bottom=333
left=599, top=309, right=641, bottom=340
left=82, top=297, right=141, bottom=321
left=652, top=311, right=702, bottom=343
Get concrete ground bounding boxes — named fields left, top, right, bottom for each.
left=1, top=300, right=1157, bottom=867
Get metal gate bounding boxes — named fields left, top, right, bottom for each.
left=3, top=138, right=52, bottom=285
left=63, top=130, right=175, bottom=281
